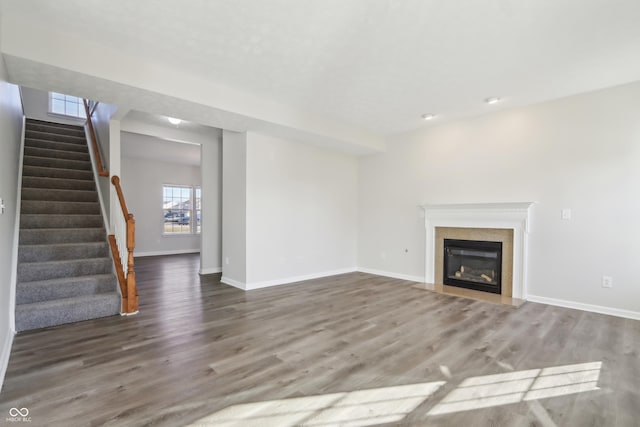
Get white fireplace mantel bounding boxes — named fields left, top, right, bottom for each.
left=421, top=202, right=534, bottom=299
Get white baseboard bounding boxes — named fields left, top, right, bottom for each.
left=245, top=267, right=357, bottom=290
left=135, top=249, right=200, bottom=258
left=357, top=267, right=424, bottom=283
left=0, top=329, right=14, bottom=392
left=527, top=294, right=640, bottom=321
left=221, top=267, right=358, bottom=291
left=220, top=276, right=247, bottom=290
left=199, top=267, right=222, bottom=275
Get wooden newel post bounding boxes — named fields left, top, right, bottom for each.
left=126, top=214, right=138, bottom=313
left=110, top=175, right=138, bottom=314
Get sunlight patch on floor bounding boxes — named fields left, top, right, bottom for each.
left=427, top=361, right=602, bottom=416
left=186, top=382, right=445, bottom=427
left=186, top=361, right=602, bottom=426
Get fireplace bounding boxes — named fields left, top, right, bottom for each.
left=443, top=239, right=502, bottom=294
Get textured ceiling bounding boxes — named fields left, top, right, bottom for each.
left=3, top=0, right=640, bottom=135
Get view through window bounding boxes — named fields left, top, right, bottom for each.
left=163, top=185, right=201, bottom=234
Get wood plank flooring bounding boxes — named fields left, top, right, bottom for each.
left=1, top=254, right=639, bottom=426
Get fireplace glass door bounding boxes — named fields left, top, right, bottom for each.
left=443, top=239, right=502, bottom=294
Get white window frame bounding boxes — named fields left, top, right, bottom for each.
left=48, top=92, right=86, bottom=120
left=195, top=186, right=201, bottom=235
left=162, top=184, right=201, bottom=236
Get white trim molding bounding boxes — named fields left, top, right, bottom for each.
left=220, top=276, right=247, bottom=290
left=527, top=294, right=640, bottom=321
left=421, top=202, right=534, bottom=299
left=199, top=267, right=222, bottom=275
left=0, top=329, right=14, bottom=392
left=357, top=267, right=423, bottom=283
left=134, top=249, right=200, bottom=258
left=222, top=267, right=357, bottom=291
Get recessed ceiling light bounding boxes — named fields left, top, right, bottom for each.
left=421, top=113, right=436, bottom=121
left=167, top=117, right=182, bottom=125
left=485, top=97, right=501, bottom=105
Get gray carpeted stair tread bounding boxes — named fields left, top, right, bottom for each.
left=20, top=214, right=103, bottom=229
left=26, top=118, right=84, bottom=131
left=25, top=129, right=87, bottom=145
left=17, top=119, right=121, bottom=332
left=25, top=137, right=89, bottom=153
left=15, top=293, right=121, bottom=332
left=21, top=200, right=100, bottom=215
left=19, top=242, right=109, bottom=262
left=24, top=146, right=90, bottom=162
left=21, top=188, right=98, bottom=202
left=22, top=165, right=94, bottom=181
left=18, top=257, right=113, bottom=282
left=19, top=227, right=105, bottom=244
left=23, top=155, right=92, bottom=171
left=25, top=125, right=85, bottom=138
left=22, top=176, right=96, bottom=191
left=16, top=274, right=116, bottom=305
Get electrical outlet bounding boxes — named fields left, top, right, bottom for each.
left=561, top=208, right=572, bottom=220
left=602, top=276, right=613, bottom=288
left=0, top=197, right=4, bottom=215
left=225, top=257, right=230, bottom=265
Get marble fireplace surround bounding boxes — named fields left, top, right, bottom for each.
left=422, top=203, right=534, bottom=299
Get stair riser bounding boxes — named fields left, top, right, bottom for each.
left=22, top=176, right=95, bottom=191
left=23, top=156, right=92, bottom=171
left=22, top=188, right=98, bottom=203
left=21, top=201, right=100, bottom=215
left=25, top=130, right=86, bottom=145
left=22, top=165, right=94, bottom=181
left=19, top=243, right=109, bottom=262
left=16, top=276, right=117, bottom=304
left=26, top=138, right=89, bottom=153
left=18, top=259, right=113, bottom=282
left=15, top=293, right=121, bottom=332
left=24, top=146, right=90, bottom=162
left=26, top=121, right=85, bottom=138
left=19, top=228, right=105, bottom=245
left=21, top=215, right=104, bottom=229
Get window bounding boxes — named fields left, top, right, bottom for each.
left=49, top=92, right=86, bottom=119
left=163, top=185, right=201, bottom=234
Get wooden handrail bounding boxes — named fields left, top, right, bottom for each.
left=108, top=175, right=138, bottom=314
left=83, top=99, right=109, bottom=177
left=111, top=176, right=130, bottom=218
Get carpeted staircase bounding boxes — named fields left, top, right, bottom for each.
left=15, top=118, right=121, bottom=332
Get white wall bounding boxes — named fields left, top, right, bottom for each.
left=244, top=132, right=358, bottom=287
left=0, top=57, right=25, bottom=388
left=358, top=81, right=640, bottom=315
left=200, top=140, right=223, bottom=274
left=20, top=86, right=86, bottom=126
left=221, top=131, right=247, bottom=285
left=121, top=154, right=202, bottom=257
left=91, top=102, right=118, bottom=223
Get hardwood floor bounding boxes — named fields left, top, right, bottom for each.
left=1, top=254, right=639, bottom=426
